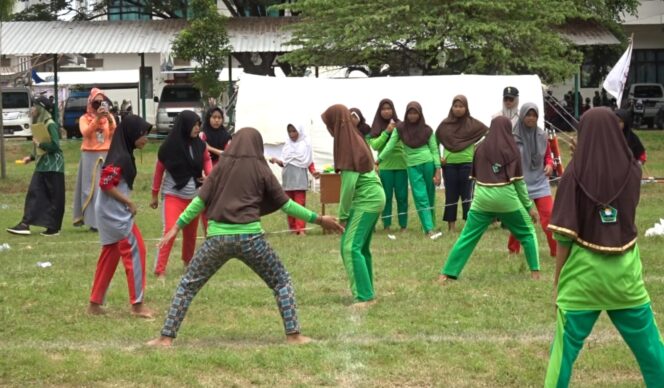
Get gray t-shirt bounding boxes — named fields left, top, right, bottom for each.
left=282, top=164, right=309, bottom=191
left=517, top=143, right=551, bottom=199
left=95, top=179, right=134, bottom=245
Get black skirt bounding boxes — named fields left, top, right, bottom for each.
left=23, top=171, right=65, bottom=230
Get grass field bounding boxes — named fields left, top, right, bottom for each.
left=1, top=131, right=663, bottom=387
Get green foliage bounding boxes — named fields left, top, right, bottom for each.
left=0, top=0, right=15, bottom=20
left=171, top=0, right=232, bottom=103
left=279, top=0, right=639, bottom=83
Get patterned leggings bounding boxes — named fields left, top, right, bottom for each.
left=160, top=233, right=300, bottom=338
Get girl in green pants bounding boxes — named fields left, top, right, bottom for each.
left=378, top=101, right=441, bottom=236
left=365, top=99, right=409, bottom=231
left=439, top=117, right=540, bottom=282
left=545, top=107, right=664, bottom=387
left=322, top=104, right=386, bottom=307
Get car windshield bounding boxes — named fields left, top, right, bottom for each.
left=634, top=86, right=663, bottom=99
left=2, top=92, right=30, bottom=109
left=66, top=96, right=88, bottom=110
left=161, top=87, right=201, bottom=103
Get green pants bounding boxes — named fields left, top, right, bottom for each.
left=407, top=162, right=436, bottom=233
left=441, top=208, right=539, bottom=278
left=379, top=169, right=409, bottom=229
left=545, top=304, right=664, bottom=387
left=340, top=209, right=380, bottom=302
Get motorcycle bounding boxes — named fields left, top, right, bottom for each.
left=632, top=98, right=645, bottom=128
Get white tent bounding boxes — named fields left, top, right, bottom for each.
left=234, top=73, right=544, bottom=177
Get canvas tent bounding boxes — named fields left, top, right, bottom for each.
left=234, top=73, right=544, bottom=179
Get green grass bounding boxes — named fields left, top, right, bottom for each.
left=1, top=132, right=663, bottom=387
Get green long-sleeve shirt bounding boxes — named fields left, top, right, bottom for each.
left=366, top=131, right=407, bottom=170
left=32, top=121, right=64, bottom=173
left=338, top=170, right=386, bottom=221
left=377, top=128, right=440, bottom=168
left=554, top=233, right=649, bottom=311
left=470, top=179, right=533, bottom=213
left=177, top=197, right=318, bottom=236
left=442, top=144, right=474, bottom=165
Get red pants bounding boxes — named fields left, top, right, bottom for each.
left=154, top=194, right=200, bottom=275
left=508, top=195, right=557, bottom=257
left=90, top=224, right=146, bottom=305
left=286, top=190, right=306, bottom=234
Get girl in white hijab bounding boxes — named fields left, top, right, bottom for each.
left=269, top=122, right=320, bottom=235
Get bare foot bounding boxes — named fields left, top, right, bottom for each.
left=351, top=300, right=377, bottom=309
left=131, top=303, right=154, bottom=319
left=286, top=333, right=313, bottom=345
left=87, top=303, right=107, bottom=315
left=531, top=271, right=541, bottom=280
left=438, top=274, right=453, bottom=285
left=448, top=222, right=456, bottom=233
left=155, top=273, right=166, bottom=279
left=146, top=336, right=173, bottom=347
left=400, top=228, right=407, bottom=233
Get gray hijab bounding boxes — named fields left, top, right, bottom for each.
left=513, top=103, right=547, bottom=171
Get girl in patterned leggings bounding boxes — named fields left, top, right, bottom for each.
left=147, top=127, right=343, bottom=347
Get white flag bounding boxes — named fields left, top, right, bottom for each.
left=603, top=40, right=633, bottom=104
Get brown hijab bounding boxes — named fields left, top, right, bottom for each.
left=549, top=107, right=641, bottom=254
left=322, top=104, right=375, bottom=173
left=370, top=98, right=400, bottom=138
left=397, top=101, right=433, bottom=149
left=471, top=116, right=523, bottom=186
left=197, top=127, right=290, bottom=224
left=436, top=95, right=489, bottom=152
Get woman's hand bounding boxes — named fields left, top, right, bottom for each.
left=529, top=207, right=539, bottom=224
left=158, top=224, right=180, bottom=249
left=127, top=201, right=138, bottom=217
left=149, top=194, right=159, bottom=209
left=544, top=165, right=554, bottom=177
left=312, top=171, right=321, bottom=179
left=433, top=168, right=442, bottom=186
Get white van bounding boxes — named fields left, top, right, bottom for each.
left=154, top=84, right=204, bottom=134
left=2, top=87, right=33, bottom=139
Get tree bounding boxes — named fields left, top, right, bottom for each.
left=171, top=0, right=231, bottom=103
left=278, top=0, right=640, bottom=83
left=0, top=0, right=15, bottom=20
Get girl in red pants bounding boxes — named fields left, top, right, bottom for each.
left=269, top=122, right=319, bottom=235
left=151, top=110, right=212, bottom=277
left=88, top=116, right=153, bottom=318
left=507, top=103, right=557, bottom=257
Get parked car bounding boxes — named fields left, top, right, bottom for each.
left=626, top=83, right=664, bottom=129
left=2, top=87, right=33, bottom=139
left=154, top=84, right=204, bottom=134
left=62, top=91, right=89, bottom=139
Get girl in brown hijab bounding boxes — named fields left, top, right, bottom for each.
left=378, top=101, right=441, bottom=236
left=436, top=95, right=489, bottom=232
left=438, top=117, right=540, bottom=282
left=366, top=99, right=409, bottom=231
left=545, top=108, right=664, bottom=386
left=322, top=104, right=386, bottom=307
left=147, top=127, right=343, bottom=347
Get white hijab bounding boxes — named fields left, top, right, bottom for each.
left=281, top=122, right=313, bottom=168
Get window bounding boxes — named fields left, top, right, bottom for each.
left=160, top=87, right=201, bottom=103
left=628, top=49, right=664, bottom=85
left=633, top=85, right=663, bottom=98
left=108, top=0, right=152, bottom=20
left=2, top=92, right=30, bottom=109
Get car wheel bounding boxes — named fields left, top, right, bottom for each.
left=26, top=136, right=33, bottom=141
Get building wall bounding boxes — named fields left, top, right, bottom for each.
left=100, top=53, right=162, bottom=123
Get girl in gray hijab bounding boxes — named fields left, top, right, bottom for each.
left=508, top=103, right=557, bottom=257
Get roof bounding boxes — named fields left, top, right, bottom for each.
left=0, top=17, right=297, bottom=56
left=556, top=20, right=620, bottom=46
left=226, top=17, right=296, bottom=53
left=1, top=20, right=188, bottom=55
